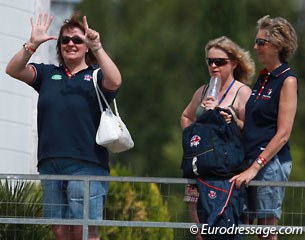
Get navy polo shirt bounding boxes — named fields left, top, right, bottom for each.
left=243, top=62, right=298, bottom=163
left=29, top=63, right=118, bottom=171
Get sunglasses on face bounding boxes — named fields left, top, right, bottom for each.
left=60, top=36, right=84, bottom=45
left=206, top=58, right=230, bottom=67
left=255, top=38, right=269, bottom=46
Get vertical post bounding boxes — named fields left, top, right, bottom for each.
left=82, top=179, right=90, bottom=240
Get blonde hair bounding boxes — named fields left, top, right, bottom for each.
left=205, top=36, right=255, bottom=84
left=257, top=15, right=298, bottom=62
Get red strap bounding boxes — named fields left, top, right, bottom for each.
left=218, top=180, right=235, bottom=216
left=197, top=178, right=229, bottom=193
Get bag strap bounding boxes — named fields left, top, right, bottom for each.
left=218, top=180, right=235, bottom=216
left=200, top=84, right=209, bottom=102
left=92, top=69, right=105, bottom=111
left=231, top=84, right=246, bottom=105
left=92, top=68, right=120, bottom=117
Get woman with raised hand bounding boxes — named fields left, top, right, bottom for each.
left=6, top=12, right=121, bottom=240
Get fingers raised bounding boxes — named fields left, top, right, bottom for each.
left=31, top=13, right=53, bottom=29
left=46, top=15, right=53, bottom=30
left=30, top=17, right=34, bottom=28
left=42, top=13, right=48, bottom=25
left=29, top=13, right=57, bottom=44
left=83, top=16, right=89, bottom=31
left=37, top=13, right=42, bottom=25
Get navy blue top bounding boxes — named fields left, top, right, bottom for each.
left=243, top=62, right=298, bottom=163
left=29, top=63, right=118, bottom=171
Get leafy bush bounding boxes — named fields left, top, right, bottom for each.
left=100, top=166, right=174, bottom=240
left=0, top=167, right=175, bottom=240
left=0, top=180, right=53, bottom=240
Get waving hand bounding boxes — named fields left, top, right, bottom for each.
left=30, top=13, right=56, bottom=48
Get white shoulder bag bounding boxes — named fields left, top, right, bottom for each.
left=92, top=69, right=134, bottom=153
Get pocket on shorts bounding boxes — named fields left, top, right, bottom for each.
left=255, top=156, right=290, bottom=182
left=279, top=161, right=292, bottom=181
left=271, top=156, right=291, bottom=182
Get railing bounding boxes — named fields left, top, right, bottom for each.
left=0, top=174, right=304, bottom=239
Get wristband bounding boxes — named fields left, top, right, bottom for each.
left=258, top=155, right=267, bottom=165
left=23, top=43, right=36, bottom=55
left=256, top=158, right=264, bottom=168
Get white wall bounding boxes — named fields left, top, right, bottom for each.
left=0, top=0, right=81, bottom=174
left=0, top=0, right=51, bottom=174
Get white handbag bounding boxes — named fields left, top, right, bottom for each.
left=92, top=69, right=134, bottom=153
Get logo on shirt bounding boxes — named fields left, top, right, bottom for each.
left=208, top=190, right=217, bottom=199
left=190, top=135, right=201, bottom=147
left=51, top=74, right=62, bottom=80
left=262, top=88, right=272, bottom=100
left=84, top=75, right=93, bottom=81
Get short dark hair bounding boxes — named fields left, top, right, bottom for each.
left=56, top=12, right=97, bottom=65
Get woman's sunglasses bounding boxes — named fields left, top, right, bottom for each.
left=60, top=36, right=84, bottom=45
left=255, top=38, right=269, bottom=46
left=206, top=58, right=230, bottom=67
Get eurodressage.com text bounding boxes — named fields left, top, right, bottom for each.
left=189, top=224, right=303, bottom=237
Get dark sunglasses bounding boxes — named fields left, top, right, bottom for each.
left=255, top=38, right=269, bottom=46
left=206, top=58, right=230, bottom=67
left=60, top=36, right=84, bottom=45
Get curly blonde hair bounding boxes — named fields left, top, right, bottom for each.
left=205, top=36, right=255, bottom=84
left=257, top=15, right=298, bottom=62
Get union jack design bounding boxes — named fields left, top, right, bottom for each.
left=208, top=190, right=217, bottom=199
left=190, top=135, right=201, bottom=147
left=84, top=75, right=93, bottom=81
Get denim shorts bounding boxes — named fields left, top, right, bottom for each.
left=38, top=158, right=109, bottom=220
left=247, top=156, right=291, bottom=220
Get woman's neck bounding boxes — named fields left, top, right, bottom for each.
left=265, top=59, right=282, bottom=73
left=220, top=77, right=235, bottom=92
left=64, top=62, right=88, bottom=75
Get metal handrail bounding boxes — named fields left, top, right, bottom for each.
left=0, top=174, right=304, bottom=239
